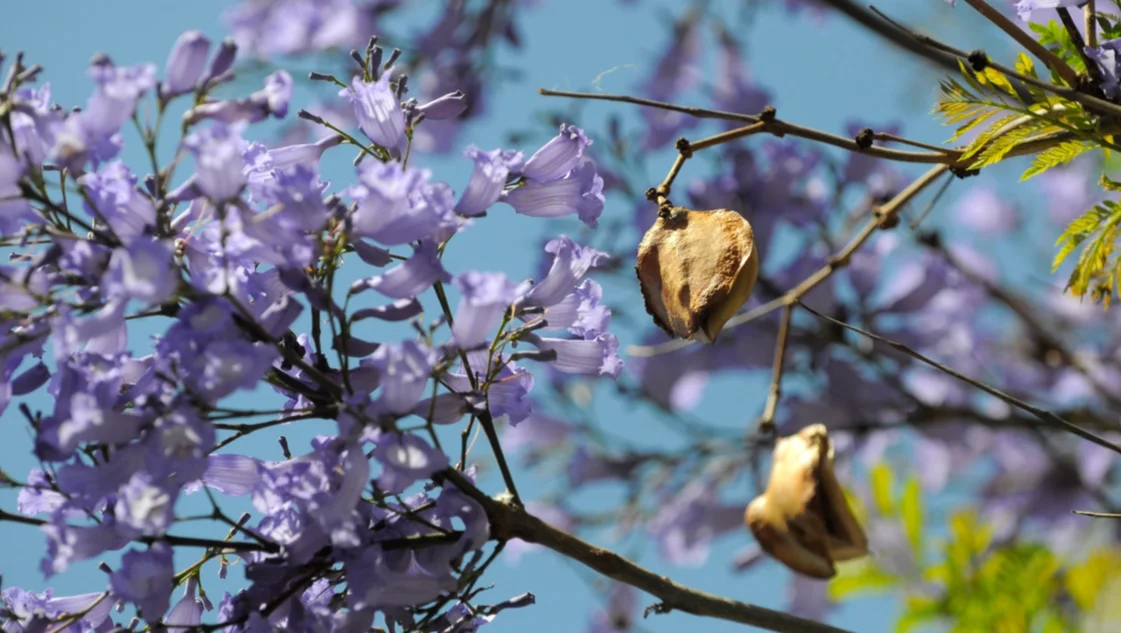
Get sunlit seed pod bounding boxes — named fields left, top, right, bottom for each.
left=744, top=424, right=869, bottom=579
left=635, top=207, right=759, bottom=343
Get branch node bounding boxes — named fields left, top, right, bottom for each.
left=967, top=49, right=989, bottom=72
left=950, top=166, right=980, bottom=179
left=759, top=105, right=777, bottom=122
left=674, top=136, right=693, bottom=158
left=643, top=602, right=673, bottom=618
left=854, top=127, right=874, bottom=150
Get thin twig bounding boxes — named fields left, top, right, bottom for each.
left=1057, top=7, right=1100, bottom=83
left=797, top=303, right=1121, bottom=456
left=1087, top=1, right=1098, bottom=49
left=757, top=305, right=793, bottom=435
left=871, top=6, right=1121, bottom=120
left=908, top=171, right=955, bottom=230
left=432, top=280, right=523, bottom=506
left=0, top=508, right=278, bottom=553
left=1074, top=510, right=1121, bottom=518
left=441, top=469, right=855, bottom=633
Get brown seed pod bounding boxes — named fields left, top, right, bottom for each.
left=635, top=207, right=759, bottom=343
left=744, top=424, right=869, bottom=579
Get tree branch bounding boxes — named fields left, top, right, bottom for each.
left=440, top=469, right=856, bottom=633
left=796, top=303, right=1121, bottom=456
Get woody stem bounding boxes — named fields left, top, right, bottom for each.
left=757, top=304, right=793, bottom=437
left=646, top=121, right=770, bottom=211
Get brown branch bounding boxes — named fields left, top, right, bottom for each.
left=870, top=6, right=1121, bottom=120
left=0, top=508, right=278, bottom=553
left=1074, top=510, right=1121, bottom=518
left=757, top=305, right=793, bottom=435
left=817, top=0, right=962, bottom=74
left=963, top=0, right=1082, bottom=87
left=440, top=469, right=856, bottom=633
left=919, top=233, right=1121, bottom=413
left=797, top=303, right=1121, bottom=456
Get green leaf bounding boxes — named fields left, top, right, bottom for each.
left=968, top=118, right=1058, bottom=169
left=981, top=67, right=1018, bottom=99
left=869, top=462, right=894, bottom=516
left=828, top=560, right=898, bottom=600
left=1066, top=548, right=1121, bottom=609
left=900, top=477, right=924, bottom=556
left=896, top=596, right=941, bottom=633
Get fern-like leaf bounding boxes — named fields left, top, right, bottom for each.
left=1021, top=140, right=1098, bottom=180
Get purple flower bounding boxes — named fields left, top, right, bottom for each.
left=1085, top=38, right=1121, bottom=98
left=186, top=453, right=263, bottom=496
left=521, top=332, right=622, bottom=378
left=17, top=469, right=68, bottom=517
left=636, top=14, right=701, bottom=148
left=104, top=237, right=177, bottom=305
left=417, top=90, right=468, bottom=120
left=41, top=517, right=129, bottom=576
left=523, top=124, right=592, bottom=183
left=352, top=241, right=451, bottom=300
left=202, top=38, right=238, bottom=86
left=445, top=351, right=534, bottom=424
left=164, top=578, right=206, bottom=628
left=115, top=472, right=176, bottom=536
left=52, top=58, right=156, bottom=171
left=373, top=432, right=450, bottom=494
left=521, top=236, right=609, bottom=308
left=184, top=123, right=248, bottom=201
left=587, top=584, right=637, bottom=633
left=340, top=71, right=406, bottom=150
left=182, top=339, right=279, bottom=404
left=110, top=544, right=175, bottom=619
left=78, top=161, right=158, bottom=242
left=162, top=30, right=211, bottom=100
left=1, top=588, right=113, bottom=633
left=1015, top=0, right=1088, bottom=21
left=647, top=479, right=744, bottom=565
left=9, top=82, right=61, bottom=167
left=455, top=146, right=524, bottom=217
left=368, top=341, right=438, bottom=415
left=452, top=272, right=519, bottom=349
left=350, top=162, right=459, bottom=245
left=183, top=70, right=293, bottom=124
left=539, top=279, right=611, bottom=338
left=225, top=0, right=373, bottom=58
left=0, top=151, right=35, bottom=236
left=788, top=576, right=832, bottom=622
left=711, top=29, right=771, bottom=128
left=502, top=158, right=605, bottom=228
left=345, top=545, right=458, bottom=610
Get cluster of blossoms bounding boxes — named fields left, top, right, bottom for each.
left=0, top=23, right=619, bottom=633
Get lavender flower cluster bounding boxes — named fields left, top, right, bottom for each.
left=0, top=26, right=618, bottom=633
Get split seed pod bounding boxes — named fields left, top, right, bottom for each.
left=744, top=424, right=869, bottom=579
left=635, top=207, right=759, bottom=343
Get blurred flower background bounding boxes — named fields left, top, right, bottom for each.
left=4, top=1, right=1121, bottom=632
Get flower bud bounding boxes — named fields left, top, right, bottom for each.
left=162, top=31, right=211, bottom=99
left=744, top=424, right=869, bottom=579
left=635, top=207, right=759, bottom=342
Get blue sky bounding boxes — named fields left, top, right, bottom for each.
left=0, top=2, right=1044, bottom=632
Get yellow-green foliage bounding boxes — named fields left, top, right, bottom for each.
left=828, top=462, right=1121, bottom=632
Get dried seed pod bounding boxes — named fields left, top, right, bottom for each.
left=635, top=207, right=759, bottom=343
left=744, top=424, right=868, bottom=579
